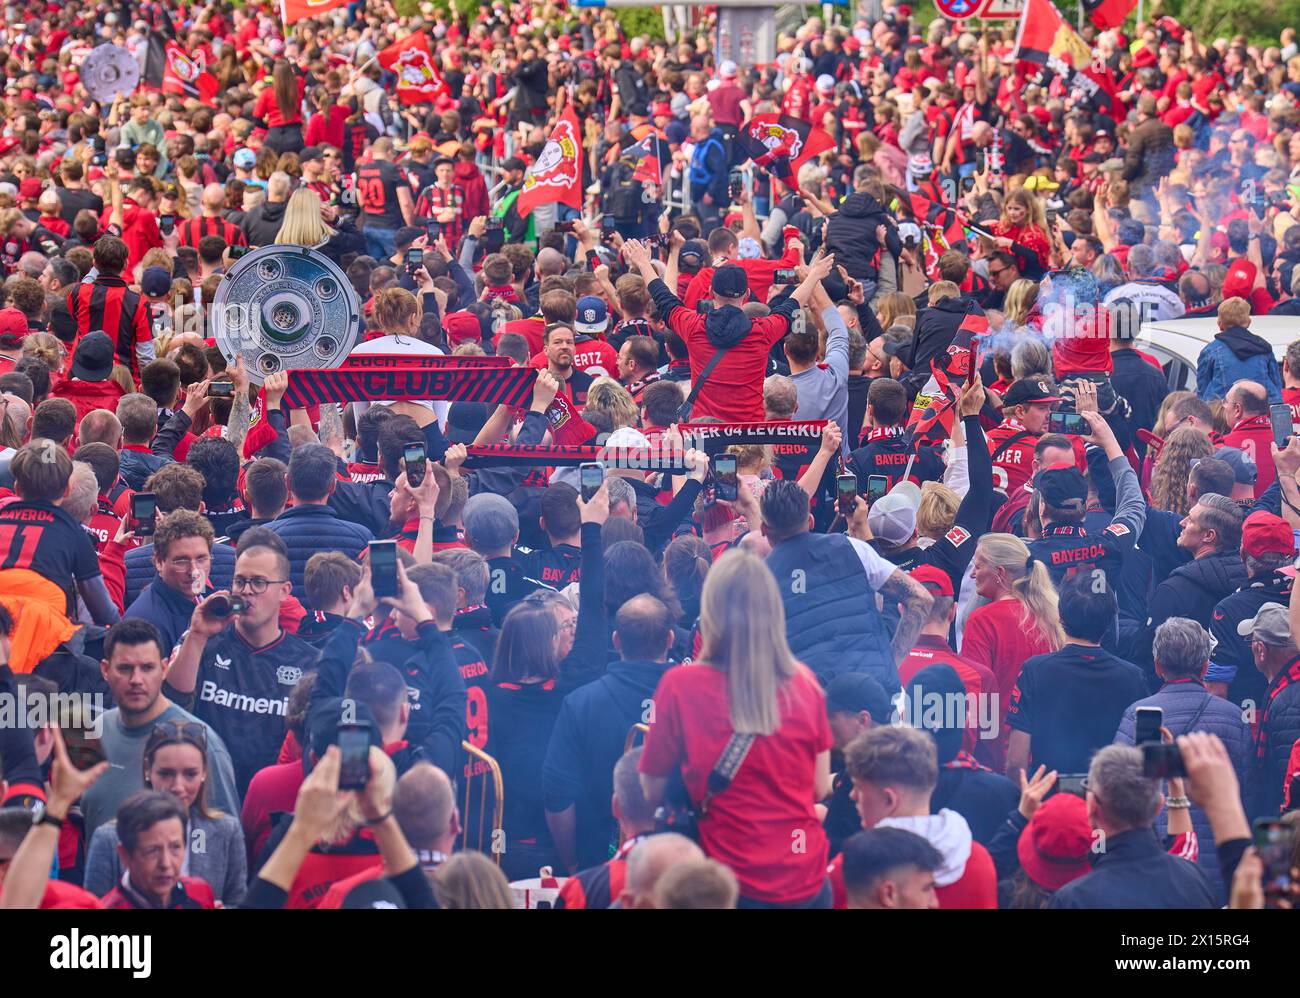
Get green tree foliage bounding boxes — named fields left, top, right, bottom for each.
left=614, top=8, right=666, bottom=42
left=1157, top=0, right=1297, bottom=45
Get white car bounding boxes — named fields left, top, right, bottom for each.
left=1136, top=315, right=1300, bottom=392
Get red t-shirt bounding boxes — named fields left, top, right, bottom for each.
left=986, top=419, right=1039, bottom=496
left=639, top=661, right=831, bottom=905
left=240, top=760, right=304, bottom=867
left=1221, top=414, right=1275, bottom=497
left=961, top=598, right=1055, bottom=768
left=1283, top=386, right=1300, bottom=433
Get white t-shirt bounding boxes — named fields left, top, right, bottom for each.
left=847, top=536, right=897, bottom=591
left=349, top=334, right=449, bottom=429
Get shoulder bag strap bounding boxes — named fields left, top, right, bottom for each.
left=678, top=343, right=735, bottom=422
left=698, top=732, right=757, bottom=816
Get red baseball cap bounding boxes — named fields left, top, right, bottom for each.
left=18, top=177, right=42, bottom=201
left=443, top=311, right=482, bottom=346
left=1017, top=793, right=1092, bottom=891
left=0, top=306, right=29, bottom=348
left=1242, top=511, right=1294, bottom=559
left=1222, top=258, right=1256, bottom=300
left=909, top=564, right=954, bottom=598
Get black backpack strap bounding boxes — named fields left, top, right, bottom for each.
left=990, top=429, right=1034, bottom=463
left=677, top=343, right=735, bottom=422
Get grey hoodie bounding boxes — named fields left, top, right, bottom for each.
left=790, top=306, right=850, bottom=455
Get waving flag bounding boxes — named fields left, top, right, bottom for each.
left=735, top=114, right=834, bottom=186
left=1015, top=0, right=1092, bottom=71
left=623, top=132, right=671, bottom=186
left=1082, top=0, right=1137, bottom=29
left=516, top=104, right=584, bottom=219
left=281, top=0, right=350, bottom=25
left=896, top=191, right=966, bottom=278
left=143, top=35, right=217, bottom=103
left=377, top=31, right=447, bottom=106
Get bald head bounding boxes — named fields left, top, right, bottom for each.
left=613, top=594, right=674, bottom=662
left=971, top=121, right=992, bottom=145
left=77, top=409, right=122, bottom=447
left=1228, top=380, right=1268, bottom=417
left=536, top=247, right=566, bottom=278
left=201, top=183, right=226, bottom=213
left=393, top=762, right=458, bottom=854
left=620, top=833, right=705, bottom=909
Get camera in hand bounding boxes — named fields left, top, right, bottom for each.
left=579, top=462, right=604, bottom=502
left=369, top=540, right=399, bottom=600
left=774, top=268, right=798, bottom=284
left=712, top=454, right=738, bottom=502
left=131, top=492, right=157, bottom=537
left=337, top=725, right=371, bottom=791
left=403, top=442, right=426, bottom=487
left=207, top=381, right=235, bottom=399
left=836, top=472, right=858, bottom=518
left=229, top=244, right=248, bottom=259
left=728, top=170, right=744, bottom=201
left=867, top=475, right=889, bottom=504
left=1141, top=742, right=1186, bottom=779
left=1047, top=411, right=1088, bottom=436
left=555, top=220, right=577, bottom=233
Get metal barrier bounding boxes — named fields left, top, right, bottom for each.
left=460, top=740, right=505, bottom=866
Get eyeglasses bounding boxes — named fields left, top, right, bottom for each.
left=231, top=575, right=287, bottom=594
left=988, top=266, right=1007, bottom=279
left=166, top=555, right=211, bottom=570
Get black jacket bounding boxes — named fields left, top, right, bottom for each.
left=241, top=198, right=287, bottom=246
left=825, top=192, right=901, bottom=283
left=315, top=617, right=467, bottom=778
left=1109, top=348, right=1168, bottom=457
left=1048, top=827, right=1217, bottom=908
left=901, top=296, right=986, bottom=397
left=1138, top=552, right=1248, bottom=681
left=542, top=657, right=673, bottom=870
left=1253, top=659, right=1300, bottom=818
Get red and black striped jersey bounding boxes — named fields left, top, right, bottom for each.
left=66, top=276, right=153, bottom=380
left=177, top=214, right=248, bottom=249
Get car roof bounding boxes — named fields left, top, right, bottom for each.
left=1139, top=316, right=1300, bottom=365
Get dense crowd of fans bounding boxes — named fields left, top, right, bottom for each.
left=0, top=0, right=1298, bottom=912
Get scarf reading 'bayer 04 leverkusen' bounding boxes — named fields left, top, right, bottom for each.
left=242, top=355, right=595, bottom=457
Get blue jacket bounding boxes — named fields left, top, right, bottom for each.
left=264, top=504, right=373, bottom=608
left=119, top=447, right=172, bottom=492
left=765, top=531, right=898, bottom=692
left=1114, top=680, right=1252, bottom=903
left=125, top=542, right=235, bottom=609
left=123, top=578, right=208, bottom=656
left=1195, top=327, right=1282, bottom=403
left=1048, top=827, right=1217, bottom=909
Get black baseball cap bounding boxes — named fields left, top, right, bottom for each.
left=711, top=263, right=748, bottom=298
left=1034, top=462, right=1087, bottom=510
left=1001, top=378, right=1063, bottom=407
left=1209, top=446, right=1258, bottom=485
left=71, top=330, right=114, bottom=382
left=678, top=239, right=707, bottom=270
left=299, top=146, right=324, bottom=164
left=825, top=673, right=893, bottom=723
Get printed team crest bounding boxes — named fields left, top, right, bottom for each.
left=167, top=47, right=204, bottom=82
left=396, top=46, right=441, bottom=95
left=945, top=526, right=972, bottom=546
left=277, top=665, right=303, bottom=686
left=523, top=116, right=581, bottom=194
left=748, top=120, right=803, bottom=161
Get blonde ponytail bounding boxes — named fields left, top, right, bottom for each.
left=976, top=534, right=1064, bottom=651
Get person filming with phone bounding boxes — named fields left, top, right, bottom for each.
left=164, top=528, right=321, bottom=794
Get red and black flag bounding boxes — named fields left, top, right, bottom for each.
left=623, top=132, right=671, bottom=186
left=907, top=313, right=989, bottom=441
left=143, top=34, right=218, bottom=103
left=1069, top=63, right=1126, bottom=121
left=895, top=191, right=966, bottom=279
left=1014, top=0, right=1093, bottom=73
left=736, top=114, right=834, bottom=186
left=1082, top=0, right=1137, bottom=30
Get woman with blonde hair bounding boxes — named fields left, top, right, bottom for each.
left=275, top=188, right=337, bottom=248
left=431, top=852, right=514, bottom=909
left=991, top=188, right=1050, bottom=276
left=916, top=481, right=960, bottom=545
left=639, top=548, right=834, bottom=908
left=584, top=377, right=638, bottom=430
left=1149, top=425, right=1214, bottom=515
left=961, top=533, right=1063, bottom=768
left=1002, top=278, right=1039, bottom=329
left=876, top=291, right=916, bottom=332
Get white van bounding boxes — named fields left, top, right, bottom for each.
left=1136, top=315, right=1300, bottom=392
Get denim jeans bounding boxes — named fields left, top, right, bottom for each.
left=364, top=224, right=398, bottom=261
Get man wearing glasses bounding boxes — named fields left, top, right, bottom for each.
left=980, top=249, right=1021, bottom=311
left=165, top=527, right=320, bottom=793
left=123, top=510, right=217, bottom=656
